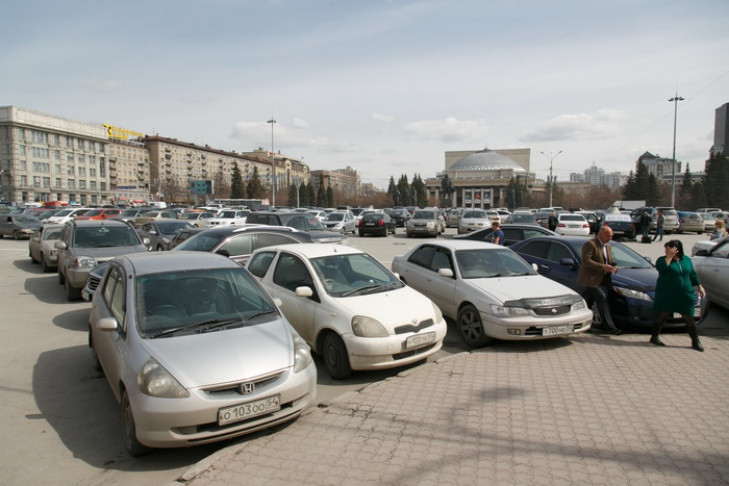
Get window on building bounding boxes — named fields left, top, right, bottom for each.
left=32, top=130, right=48, bottom=144
left=66, top=137, right=72, bottom=148
left=77, top=139, right=83, bottom=150
left=17, top=128, right=25, bottom=141
left=78, top=167, right=86, bottom=176
left=19, top=160, right=27, bottom=170
left=53, top=150, right=60, bottom=160
left=20, top=175, right=27, bottom=187
left=90, top=181, right=97, bottom=190
left=67, top=179, right=75, bottom=189
left=79, top=180, right=86, bottom=190
left=55, top=178, right=61, bottom=189
left=33, top=176, right=41, bottom=188
left=43, top=177, right=50, bottom=188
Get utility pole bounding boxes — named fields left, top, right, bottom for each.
left=669, top=94, right=684, bottom=208
left=267, top=118, right=277, bottom=207
left=540, top=150, right=562, bottom=207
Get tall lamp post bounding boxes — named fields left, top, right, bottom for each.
left=267, top=118, right=277, bottom=207
left=540, top=150, right=562, bottom=207
left=669, top=94, right=684, bottom=208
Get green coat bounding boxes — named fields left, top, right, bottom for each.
left=653, top=256, right=701, bottom=315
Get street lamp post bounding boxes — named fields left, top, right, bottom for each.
left=267, top=118, right=277, bottom=207
left=669, top=94, right=684, bottom=208
left=540, top=150, right=562, bottom=207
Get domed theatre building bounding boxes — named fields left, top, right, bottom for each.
left=426, top=147, right=531, bottom=208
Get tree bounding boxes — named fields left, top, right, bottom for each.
left=288, top=183, right=298, bottom=207
left=246, top=166, right=264, bottom=199
left=212, top=169, right=231, bottom=200
left=316, top=174, right=326, bottom=207
left=703, top=151, right=729, bottom=209
left=411, top=174, right=428, bottom=207
left=387, top=176, right=398, bottom=206
left=230, top=162, right=245, bottom=199
left=678, top=164, right=693, bottom=209
left=298, top=182, right=308, bottom=206
left=326, top=186, right=334, bottom=207
left=306, top=182, right=315, bottom=206
left=397, top=175, right=411, bottom=206
left=646, top=174, right=660, bottom=206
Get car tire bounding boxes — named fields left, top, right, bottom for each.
left=30, top=250, right=39, bottom=264
left=457, top=304, right=494, bottom=348
left=155, top=245, right=163, bottom=251
left=121, top=390, right=150, bottom=457
left=322, top=332, right=352, bottom=380
left=13, top=230, right=21, bottom=240
left=65, top=278, right=81, bottom=301
left=41, top=254, right=52, bottom=272
left=358, top=231, right=365, bottom=237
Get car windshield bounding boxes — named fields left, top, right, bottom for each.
left=136, top=267, right=278, bottom=337
left=281, top=214, right=325, bottom=230
left=173, top=232, right=225, bottom=252
left=560, top=215, right=585, bottom=221
left=43, top=228, right=64, bottom=240
left=311, top=253, right=403, bottom=297
left=412, top=211, right=435, bottom=220
left=84, top=209, right=103, bottom=217
left=325, top=213, right=344, bottom=221
left=72, top=226, right=140, bottom=248
left=511, top=214, right=536, bottom=223
left=13, top=216, right=39, bottom=224
left=565, top=239, right=652, bottom=269
left=155, top=221, right=192, bottom=235
left=455, top=249, right=536, bottom=278
left=463, top=210, right=487, bottom=218
left=54, top=209, right=73, bottom=216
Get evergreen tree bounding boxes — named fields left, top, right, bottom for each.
left=326, top=186, right=334, bottom=207
left=622, top=171, right=638, bottom=199
left=306, top=182, right=315, bottom=206
left=703, top=151, right=729, bottom=208
left=298, top=181, right=308, bottom=206
left=246, top=166, right=264, bottom=199
left=288, top=183, right=298, bottom=207
left=397, top=175, right=411, bottom=206
left=690, top=182, right=707, bottom=209
left=316, top=174, right=326, bottom=207
left=646, top=174, right=660, bottom=206
left=230, top=162, right=245, bottom=198
left=411, top=174, right=428, bottom=207
left=387, top=176, right=398, bottom=206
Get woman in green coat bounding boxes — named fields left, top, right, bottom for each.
left=650, top=239, right=706, bottom=351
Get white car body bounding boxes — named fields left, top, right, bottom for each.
left=391, top=240, right=592, bottom=347
left=457, top=209, right=491, bottom=234
left=43, top=207, right=91, bottom=225
left=556, top=213, right=590, bottom=236
left=246, top=244, right=447, bottom=379
left=28, top=223, right=64, bottom=271
left=206, top=209, right=250, bottom=227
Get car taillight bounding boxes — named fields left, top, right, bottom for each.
left=358, top=220, right=363, bottom=226
left=583, top=223, right=589, bottom=228
left=557, top=223, right=566, bottom=227
left=378, top=220, right=384, bottom=226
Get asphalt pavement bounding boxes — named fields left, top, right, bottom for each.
left=174, top=232, right=729, bottom=486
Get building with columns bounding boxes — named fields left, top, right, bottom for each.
left=426, top=148, right=531, bottom=208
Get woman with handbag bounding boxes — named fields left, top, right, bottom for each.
left=650, top=239, right=706, bottom=351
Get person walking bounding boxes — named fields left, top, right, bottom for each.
left=577, top=226, right=622, bottom=335
left=652, top=210, right=664, bottom=242
left=640, top=209, right=651, bottom=241
left=650, top=240, right=706, bottom=351
left=490, top=221, right=505, bottom=245
left=547, top=211, right=558, bottom=232
left=710, top=219, right=727, bottom=240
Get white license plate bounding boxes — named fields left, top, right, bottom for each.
left=218, top=395, right=280, bottom=426
left=542, top=325, right=574, bottom=336
left=405, top=331, right=436, bottom=349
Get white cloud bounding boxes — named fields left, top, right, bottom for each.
left=522, top=109, right=630, bottom=142
left=84, top=79, right=122, bottom=92
left=403, top=117, right=488, bottom=144
left=371, top=112, right=394, bottom=123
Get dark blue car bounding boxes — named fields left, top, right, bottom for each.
left=510, top=236, right=706, bottom=329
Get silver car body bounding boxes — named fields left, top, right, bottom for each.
left=206, top=209, right=251, bottom=227
left=29, top=223, right=64, bottom=271
left=693, top=237, right=729, bottom=309
left=89, top=251, right=317, bottom=452
left=392, top=240, right=593, bottom=346
left=406, top=208, right=445, bottom=237
left=322, top=210, right=356, bottom=234
left=457, top=209, right=491, bottom=234
left=43, top=207, right=92, bottom=225
left=247, top=244, right=447, bottom=378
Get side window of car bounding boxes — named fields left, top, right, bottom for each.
left=248, top=251, right=276, bottom=278
left=502, top=228, right=520, bottom=242
left=256, top=233, right=299, bottom=250
left=219, top=234, right=253, bottom=257
left=273, top=253, right=313, bottom=292
left=408, top=245, right=436, bottom=268
left=102, top=266, right=126, bottom=332
left=430, top=248, right=453, bottom=273
left=517, top=240, right=549, bottom=259
left=141, top=223, right=152, bottom=232
left=546, top=243, right=573, bottom=263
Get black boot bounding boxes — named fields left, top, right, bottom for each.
left=686, top=318, right=704, bottom=352
left=650, top=319, right=665, bottom=346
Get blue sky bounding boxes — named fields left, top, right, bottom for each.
left=3, top=0, right=728, bottom=188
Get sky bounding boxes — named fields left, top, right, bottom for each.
left=3, top=0, right=729, bottom=189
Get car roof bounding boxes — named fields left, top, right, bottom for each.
left=69, top=219, right=131, bottom=228
left=412, top=239, right=502, bottom=251
left=194, top=224, right=305, bottom=237
left=259, top=243, right=363, bottom=259
left=119, top=251, right=238, bottom=276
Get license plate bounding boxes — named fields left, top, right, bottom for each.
left=405, top=331, right=435, bottom=349
left=365, top=222, right=375, bottom=226
left=218, top=395, right=280, bottom=426
left=542, top=325, right=574, bottom=336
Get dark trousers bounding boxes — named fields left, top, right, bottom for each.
left=584, top=285, right=618, bottom=331
left=653, top=226, right=664, bottom=241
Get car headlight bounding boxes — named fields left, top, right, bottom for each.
left=137, top=358, right=190, bottom=398
left=426, top=222, right=435, bottom=228
left=75, top=256, right=97, bottom=268
left=572, top=299, right=587, bottom=311
left=432, top=302, right=443, bottom=322
left=352, top=315, right=389, bottom=337
left=613, top=286, right=653, bottom=302
left=292, top=333, right=312, bottom=373
left=489, top=304, right=530, bottom=317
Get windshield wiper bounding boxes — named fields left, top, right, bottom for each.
left=243, top=309, right=278, bottom=322
left=150, top=318, right=241, bottom=338
left=341, top=282, right=398, bottom=297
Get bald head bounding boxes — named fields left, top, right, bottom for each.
left=598, top=226, right=613, bottom=244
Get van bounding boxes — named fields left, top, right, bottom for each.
left=147, top=201, right=168, bottom=209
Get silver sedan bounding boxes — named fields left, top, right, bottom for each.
left=693, top=237, right=729, bottom=309
left=88, top=251, right=317, bottom=455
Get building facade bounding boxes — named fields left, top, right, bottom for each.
left=637, top=152, right=681, bottom=179
left=310, top=167, right=361, bottom=202
left=0, top=106, right=109, bottom=205
left=712, top=102, right=728, bottom=155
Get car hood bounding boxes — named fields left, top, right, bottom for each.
left=73, top=244, right=149, bottom=262
left=466, top=275, right=579, bottom=302
left=141, top=319, right=294, bottom=388
left=308, top=231, right=346, bottom=243
left=333, top=286, right=436, bottom=326
left=610, top=267, right=656, bottom=292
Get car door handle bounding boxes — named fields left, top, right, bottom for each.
left=540, top=264, right=550, bottom=271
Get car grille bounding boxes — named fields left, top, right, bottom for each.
left=394, top=318, right=434, bottom=335
left=533, top=305, right=572, bottom=316
left=202, top=371, right=283, bottom=397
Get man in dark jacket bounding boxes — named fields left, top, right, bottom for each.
left=640, top=209, right=651, bottom=241
left=547, top=211, right=558, bottom=232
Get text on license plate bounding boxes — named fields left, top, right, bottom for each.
left=542, top=325, right=574, bottom=336
left=218, top=395, right=280, bottom=426
left=405, top=331, right=436, bottom=349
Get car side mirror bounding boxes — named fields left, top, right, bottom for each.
left=215, top=249, right=231, bottom=258
left=97, top=317, right=118, bottom=332
left=54, top=240, right=67, bottom=250
left=532, top=263, right=539, bottom=272
left=295, top=286, right=314, bottom=298
left=559, top=257, right=577, bottom=268
left=437, top=268, right=454, bottom=278
left=141, top=237, right=151, bottom=247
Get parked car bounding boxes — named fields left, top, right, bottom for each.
left=0, top=214, right=42, bottom=239
left=110, top=208, right=151, bottom=224
left=649, top=207, right=680, bottom=234
left=388, top=208, right=411, bottom=227
left=406, top=208, right=445, bottom=237
left=445, top=208, right=464, bottom=228
left=173, top=225, right=314, bottom=266
left=691, top=236, right=723, bottom=257
left=535, top=211, right=553, bottom=229
left=43, top=207, right=92, bottom=225
left=205, top=209, right=251, bottom=227
left=693, top=237, right=729, bottom=310
left=28, top=223, right=64, bottom=271
left=358, top=211, right=396, bottom=237
left=322, top=210, right=357, bottom=235
left=510, top=236, right=706, bottom=329
left=676, top=211, right=705, bottom=234
left=453, top=224, right=556, bottom=246
left=555, top=213, right=590, bottom=236
left=246, top=211, right=346, bottom=244
left=179, top=211, right=216, bottom=228
left=88, top=251, right=317, bottom=455
left=576, top=211, right=600, bottom=234
left=55, top=220, right=150, bottom=301
left=132, top=210, right=178, bottom=227
left=247, top=244, right=447, bottom=379
left=601, top=210, right=636, bottom=239
left=506, top=212, right=538, bottom=225
left=136, top=220, right=195, bottom=251
left=391, top=240, right=593, bottom=347
left=75, top=208, right=122, bottom=221
left=700, top=212, right=716, bottom=232
left=457, top=209, right=491, bottom=235
left=168, top=227, right=204, bottom=250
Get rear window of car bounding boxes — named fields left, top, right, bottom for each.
left=73, top=226, right=140, bottom=248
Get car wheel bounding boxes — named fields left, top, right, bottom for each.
left=121, top=390, right=150, bottom=456
left=358, top=231, right=365, bottom=237
left=322, top=332, right=352, bottom=380
left=13, top=230, right=21, bottom=240
left=155, top=245, right=163, bottom=251
left=590, top=301, right=603, bottom=327
left=457, top=304, right=493, bottom=348
left=41, top=254, right=52, bottom=272
left=30, top=250, right=39, bottom=264
left=65, top=278, right=81, bottom=301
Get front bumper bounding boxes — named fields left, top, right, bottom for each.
left=480, top=308, right=593, bottom=340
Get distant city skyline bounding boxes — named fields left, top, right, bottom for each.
left=3, top=1, right=728, bottom=188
